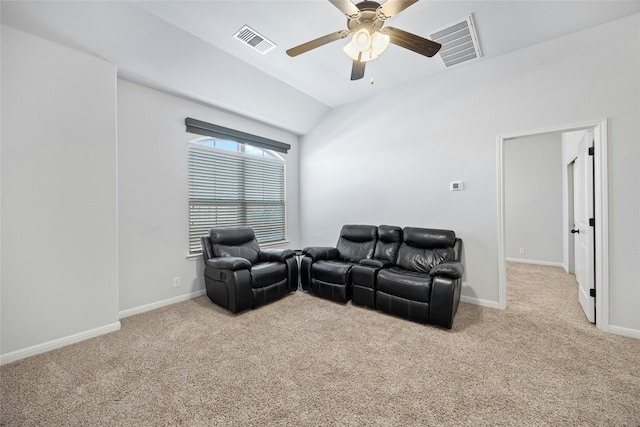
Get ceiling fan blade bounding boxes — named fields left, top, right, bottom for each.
left=350, top=57, right=366, bottom=81
left=286, top=30, right=350, bottom=57
left=381, top=26, right=441, bottom=57
left=329, top=0, right=361, bottom=18
left=377, top=0, right=419, bottom=20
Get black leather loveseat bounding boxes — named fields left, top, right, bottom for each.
left=301, top=225, right=463, bottom=329
left=201, top=227, right=298, bottom=313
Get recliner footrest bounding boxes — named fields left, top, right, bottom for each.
left=310, top=278, right=351, bottom=303
left=376, top=291, right=430, bottom=324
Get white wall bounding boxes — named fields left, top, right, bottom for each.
left=0, top=0, right=330, bottom=135
left=300, top=14, right=640, bottom=333
left=504, top=134, right=563, bottom=265
left=117, top=79, right=301, bottom=315
left=1, top=26, right=119, bottom=360
left=0, top=25, right=302, bottom=362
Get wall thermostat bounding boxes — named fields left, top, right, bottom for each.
left=450, top=181, right=464, bottom=191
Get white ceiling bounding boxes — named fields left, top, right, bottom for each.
left=2, top=0, right=640, bottom=133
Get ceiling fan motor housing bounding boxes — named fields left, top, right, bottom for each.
left=348, top=1, right=386, bottom=33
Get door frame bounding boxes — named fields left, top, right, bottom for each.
left=496, top=119, right=609, bottom=331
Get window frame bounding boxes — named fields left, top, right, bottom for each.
left=187, top=137, right=287, bottom=256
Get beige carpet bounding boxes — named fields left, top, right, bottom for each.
left=2, top=262, right=640, bottom=426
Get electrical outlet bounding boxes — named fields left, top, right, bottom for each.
left=519, top=248, right=525, bottom=255
left=173, top=277, right=181, bottom=288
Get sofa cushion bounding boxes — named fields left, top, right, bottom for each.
left=209, top=227, right=260, bottom=264
left=396, top=227, right=456, bottom=273
left=373, top=225, right=402, bottom=264
left=403, top=227, right=456, bottom=248
left=377, top=267, right=432, bottom=303
left=396, top=246, right=455, bottom=273
left=336, top=225, right=377, bottom=263
left=311, top=260, right=355, bottom=284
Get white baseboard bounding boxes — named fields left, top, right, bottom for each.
left=119, top=289, right=206, bottom=319
left=460, top=295, right=502, bottom=309
left=0, top=321, right=121, bottom=366
left=608, top=325, right=640, bottom=340
left=505, top=257, right=564, bottom=268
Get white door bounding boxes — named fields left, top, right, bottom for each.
left=572, top=131, right=595, bottom=323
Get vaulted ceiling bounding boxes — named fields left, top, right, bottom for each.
left=3, top=1, right=639, bottom=134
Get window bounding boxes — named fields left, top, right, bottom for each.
left=188, top=137, right=286, bottom=254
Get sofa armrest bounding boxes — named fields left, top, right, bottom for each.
left=206, top=257, right=251, bottom=271
left=259, top=248, right=295, bottom=263
left=430, top=276, right=462, bottom=329
left=302, top=246, right=338, bottom=261
left=429, top=261, right=464, bottom=279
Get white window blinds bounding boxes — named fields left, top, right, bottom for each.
left=188, top=143, right=286, bottom=254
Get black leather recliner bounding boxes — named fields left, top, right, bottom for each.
left=201, top=227, right=298, bottom=313
left=300, top=225, right=378, bottom=303
left=375, top=227, right=463, bottom=329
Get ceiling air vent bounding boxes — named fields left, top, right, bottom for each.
left=233, top=25, right=277, bottom=55
left=429, top=15, right=482, bottom=68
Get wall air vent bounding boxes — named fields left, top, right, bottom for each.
left=233, top=25, right=277, bottom=55
left=429, top=15, right=482, bottom=69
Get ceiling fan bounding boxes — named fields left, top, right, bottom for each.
left=286, top=0, right=441, bottom=81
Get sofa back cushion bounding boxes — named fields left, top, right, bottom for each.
left=336, top=224, right=378, bottom=263
left=396, top=227, right=456, bottom=273
left=209, top=226, right=260, bottom=264
left=373, top=225, right=402, bottom=264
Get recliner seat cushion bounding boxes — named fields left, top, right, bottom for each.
left=377, top=267, right=432, bottom=303
left=251, top=262, right=287, bottom=288
left=311, top=260, right=355, bottom=284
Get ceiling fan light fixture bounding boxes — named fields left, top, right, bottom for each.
left=343, top=29, right=389, bottom=62
left=343, top=41, right=361, bottom=61
left=370, top=31, right=390, bottom=54
left=353, top=29, right=371, bottom=51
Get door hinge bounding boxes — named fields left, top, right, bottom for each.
left=588, top=146, right=595, bottom=156
left=589, top=218, right=595, bottom=227
left=590, top=288, right=596, bottom=298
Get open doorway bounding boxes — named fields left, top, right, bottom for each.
left=497, top=120, right=609, bottom=332
left=503, top=133, right=564, bottom=268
